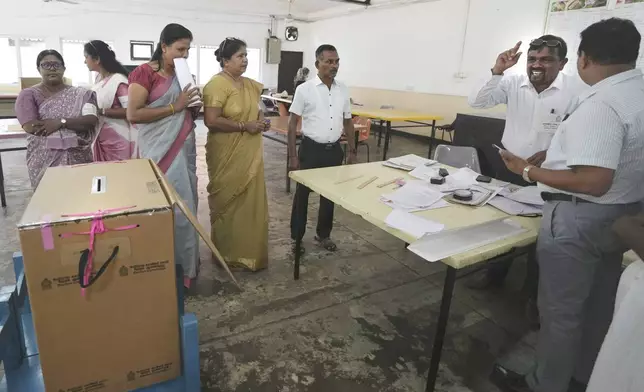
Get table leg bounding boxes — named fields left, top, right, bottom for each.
left=427, top=120, right=437, bottom=159
left=293, top=236, right=302, bottom=280
left=425, top=266, right=456, bottom=392
left=377, top=120, right=384, bottom=147
left=286, top=152, right=291, bottom=193
left=354, top=129, right=359, bottom=155
left=0, top=153, right=6, bottom=208
left=381, top=121, right=392, bottom=161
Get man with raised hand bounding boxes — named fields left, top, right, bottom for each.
left=467, top=36, right=586, bottom=296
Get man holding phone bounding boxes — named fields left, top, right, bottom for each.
left=467, top=36, right=586, bottom=293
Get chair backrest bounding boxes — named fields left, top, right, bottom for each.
left=433, top=145, right=481, bottom=172
left=20, top=77, right=41, bottom=90
left=352, top=116, right=371, bottom=142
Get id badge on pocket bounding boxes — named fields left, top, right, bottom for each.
left=542, top=114, right=563, bottom=134
left=46, top=132, right=78, bottom=150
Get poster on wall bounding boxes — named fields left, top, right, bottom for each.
left=546, top=0, right=644, bottom=75
left=616, top=0, right=644, bottom=6
left=550, top=0, right=608, bottom=12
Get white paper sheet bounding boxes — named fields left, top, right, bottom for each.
left=381, top=181, right=445, bottom=209
left=381, top=198, right=450, bottom=212
left=385, top=210, right=445, bottom=239
left=488, top=195, right=543, bottom=216
left=502, top=186, right=544, bottom=206
left=173, top=58, right=202, bottom=107
left=408, top=218, right=528, bottom=262
left=383, top=154, right=437, bottom=171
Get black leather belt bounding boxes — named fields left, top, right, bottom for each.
left=541, top=192, right=593, bottom=203
left=303, top=137, right=340, bottom=150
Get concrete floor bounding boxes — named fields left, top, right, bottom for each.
left=0, top=121, right=537, bottom=391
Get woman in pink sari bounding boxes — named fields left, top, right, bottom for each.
left=15, top=50, right=98, bottom=188
left=127, top=23, right=201, bottom=287
left=85, top=40, right=137, bottom=161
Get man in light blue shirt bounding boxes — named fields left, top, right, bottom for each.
left=494, top=18, right=644, bottom=392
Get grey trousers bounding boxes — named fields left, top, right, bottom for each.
left=527, top=200, right=641, bottom=392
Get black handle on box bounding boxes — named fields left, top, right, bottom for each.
left=78, top=246, right=120, bottom=288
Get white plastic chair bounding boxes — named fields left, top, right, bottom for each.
left=433, top=145, right=481, bottom=172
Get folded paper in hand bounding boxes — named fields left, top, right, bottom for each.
left=173, top=58, right=202, bottom=108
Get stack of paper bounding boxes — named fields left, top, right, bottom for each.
left=380, top=181, right=447, bottom=212
left=501, top=186, right=544, bottom=206
left=383, top=154, right=437, bottom=171
left=409, top=166, right=508, bottom=195
left=408, top=218, right=528, bottom=262
left=488, top=196, right=543, bottom=216
left=384, top=210, right=445, bottom=239
left=490, top=185, right=543, bottom=216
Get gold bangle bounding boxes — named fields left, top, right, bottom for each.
left=169, top=104, right=175, bottom=115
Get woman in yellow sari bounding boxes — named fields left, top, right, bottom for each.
left=203, top=38, right=270, bottom=271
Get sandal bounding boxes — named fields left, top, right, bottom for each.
left=314, top=236, right=337, bottom=252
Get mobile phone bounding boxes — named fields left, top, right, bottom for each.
left=476, top=175, right=492, bottom=183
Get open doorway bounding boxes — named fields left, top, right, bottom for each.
left=277, top=51, right=303, bottom=95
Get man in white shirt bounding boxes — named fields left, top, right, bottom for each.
left=467, top=35, right=586, bottom=293
left=288, top=44, right=356, bottom=253
left=493, top=18, right=644, bottom=392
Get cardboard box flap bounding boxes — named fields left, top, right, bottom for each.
left=148, top=160, right=241, bottom=289
left=19, top=160, right=170, bottom=228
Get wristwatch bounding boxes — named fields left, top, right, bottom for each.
left=522, top=165, right=535, bottom=183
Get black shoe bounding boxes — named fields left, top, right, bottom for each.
left=465, top=269, right=504, bottom=290
left=490, top=364, right=533, bottom=392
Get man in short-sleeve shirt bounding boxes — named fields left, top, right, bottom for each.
left=493, top=18, right=644, bottom=392
left=288, top=44, right=356, bottom=252
left=467, top=35, right=586, bottom=293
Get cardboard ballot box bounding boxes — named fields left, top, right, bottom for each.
left=17, top=160, right=183, bottom=392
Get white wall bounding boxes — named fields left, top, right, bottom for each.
left=2, top=2, right=312, bottom=88
left=308, top=0, right=550, bottom=96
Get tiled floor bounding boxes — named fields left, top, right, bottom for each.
left=0, top=121, right=537, bottom=391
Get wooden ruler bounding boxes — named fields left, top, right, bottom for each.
left=377, top=177, right=403, bottom=188
left=357, top=176, right=378, bottom=189
left=334, top=175, right=364, bottom=185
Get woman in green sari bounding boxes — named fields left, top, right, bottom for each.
left=203, top=38, right=270, bottom=271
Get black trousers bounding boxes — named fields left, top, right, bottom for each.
left=290, top=137, right=344, bottom=241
